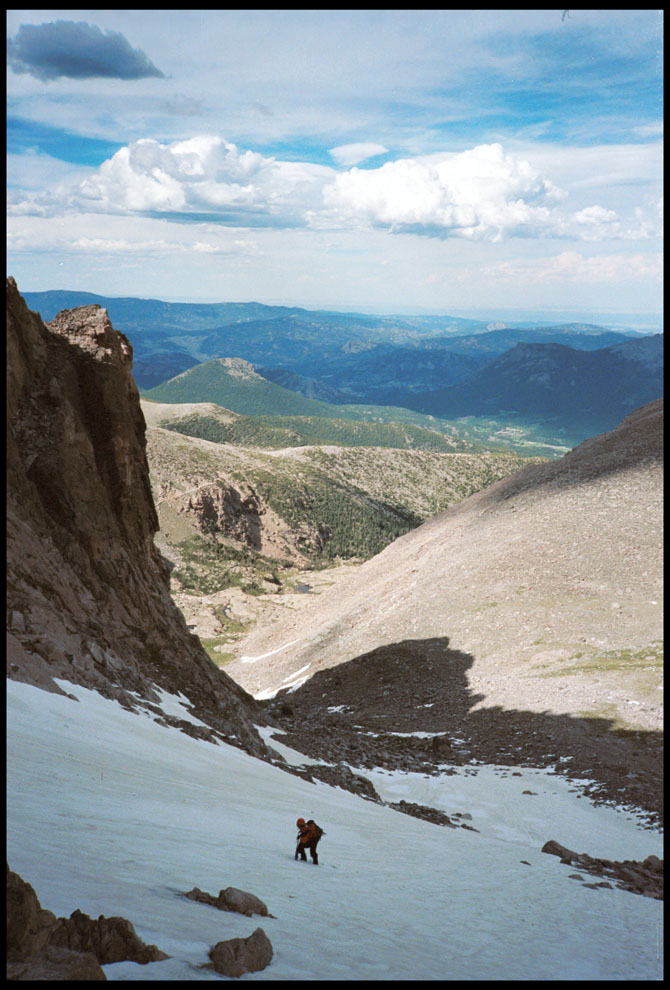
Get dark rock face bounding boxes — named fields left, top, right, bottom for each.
left=6, top=277, right=270, bottom=757
left=542, top=840, right=663, bottom=900
left=7, top=944, right=107, bottom=981
left=7, top=864, right=62, bottom=962
left=6, top=863, right=166, bottom=980
left=207, top=927, right=273, bottom=977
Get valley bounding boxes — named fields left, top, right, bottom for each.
left=7, top=9, right=663, bottom=980
left=142, top=404, right=544, bottom=661
left=25, top=289, right=662, bottom=449
left=7, top=280, right=663, bottom=982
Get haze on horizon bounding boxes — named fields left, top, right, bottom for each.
left=6, top=10, right=663, bottom=322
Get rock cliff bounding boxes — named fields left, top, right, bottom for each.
left=6, top=277, right=269, bottom=756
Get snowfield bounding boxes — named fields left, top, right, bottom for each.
left=6, top=678, right=663, bottom=981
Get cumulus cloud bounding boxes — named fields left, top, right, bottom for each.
left=317, top=143, right=568, bottom=240
left=7, top=20, right=165, bottom=81
left=12, top=135, right=332, bottom=225
left=329, top=142, right=389, bottom=166
left=8, top=135, right=660, bottom=247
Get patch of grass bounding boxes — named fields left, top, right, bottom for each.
left=211, top=607, right=249, bottom=636
left=537, top=643, right=663, bottom=678
left=200, top=638, right=236, bottom=665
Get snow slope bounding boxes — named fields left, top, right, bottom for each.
left=6, top=678, right=663, bottom=981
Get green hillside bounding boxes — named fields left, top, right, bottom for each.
left=142, top=358, right=351, bottom=418
left=141, top=357, right=467, bottom=438
left=159, top=411, right=464, bottom=452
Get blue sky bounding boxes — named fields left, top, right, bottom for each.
left=6, top=10, right=663, bottom=321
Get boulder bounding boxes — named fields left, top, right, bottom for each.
left=541, top=840, right=574, bottom=860
left=541, top=841, right=663, bottom=900
left=184, top=886, right=219, bottom=908
left=217, top=887, right=269, bottom=918
left=184, top=885, right=271, bottom=917
left=208, top=927, right=273, bottom=977
left=389, top=799, right=458, bottom=828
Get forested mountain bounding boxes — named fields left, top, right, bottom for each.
left=409, top=335, right=664, bottom=437
left=23, top=289, right=661, bottom=446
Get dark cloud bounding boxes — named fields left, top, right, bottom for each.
left=7, top=20, right=165, bottom=81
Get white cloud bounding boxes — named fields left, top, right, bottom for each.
left=10, top=135, right=333, bottom=226
left=573, top=205, right=618, bottom=226
left=482, top=250, right=663, bottom=285
left=631, top=122, right=663, bottom=138
left=7, top=212, right=263, bottom=260
left=7, top=136, right=662, bottom=250
left=72, top=236, right=172, bottom=252
left=317, top=143, right=568, bottom=240
left=328, top=142, right=389, bottom=166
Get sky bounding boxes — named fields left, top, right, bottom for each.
left=6, top=677, right=664, bottom=980
left=6, top=10, right=664, bottom=319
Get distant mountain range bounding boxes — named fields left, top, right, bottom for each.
left=142, top=333, right=662, bottom=446
left=410, top=335, right=664, bottom=436
left=22, top=290, right=663, bottom=445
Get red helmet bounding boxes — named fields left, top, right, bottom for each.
left=296, top=817, right=305, bottom=826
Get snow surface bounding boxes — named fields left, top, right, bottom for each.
left=6, top=678, right=664, bottom=981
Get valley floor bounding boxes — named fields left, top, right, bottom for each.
left=6, top=678, right=663, bottom=981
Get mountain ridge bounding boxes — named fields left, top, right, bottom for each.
left=409, top=336, right=663, bottom=436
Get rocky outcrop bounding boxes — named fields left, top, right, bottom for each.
left=541, top=840, right=663, bottom=899
left=184, top=885, right=272, bottom=918
left=49, top=909, right=169, bottom=964
left=285, top=760, right=383, bottom=802
left=182, top=481, right=266, bottom=549
left=388, top=800, right=459, bottom=828
left=6, top=277, right=270, bottom=757
left=206, top=927, right=273, bottom=977
left=7, top=865, right=66, bottom=963
left=6, top=864, right=166, bottom=980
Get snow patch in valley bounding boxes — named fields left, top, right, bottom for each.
left=6, top=678, right=663, bottom=981
left=239, top=638, right=301, bottom=664
left=255, top=661, right=312, bottom=700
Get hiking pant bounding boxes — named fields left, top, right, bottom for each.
left=297, top=840, right=319, bottom=864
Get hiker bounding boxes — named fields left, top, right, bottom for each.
left=295, top=817, right=323, bottom=865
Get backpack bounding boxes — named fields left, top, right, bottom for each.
left=307, top=819, right=324, bottom=839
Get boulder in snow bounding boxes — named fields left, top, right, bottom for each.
left=184, top=884, right=271, bottom=917
left=208, top=926, right=273, bottom=977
